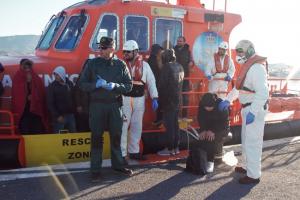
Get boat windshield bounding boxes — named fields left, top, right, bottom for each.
left=55, top=14, right=87, bottom=50
left=37, top=15, right=65, bottom=50
left=91, top=14, right=119, bottom=50
left=155, top=19, right=182, bottom=49
left=125, top=15, right=149, bottom=51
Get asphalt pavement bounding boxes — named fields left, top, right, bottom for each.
left=1, top=136, right=300, bottom=200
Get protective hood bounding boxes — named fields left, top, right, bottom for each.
left=53, top=66, right=66, bottom=82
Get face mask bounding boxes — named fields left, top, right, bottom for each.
left=236, top=55, right=247, bottom=64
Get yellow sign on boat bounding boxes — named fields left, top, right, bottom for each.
left=23, top=132, right=111, bottom=167
left=151, top=6, right=186, bottom=18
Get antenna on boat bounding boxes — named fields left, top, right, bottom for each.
left=167, top=30, right=170, bottom=49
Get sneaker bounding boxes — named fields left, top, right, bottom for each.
left=114, top=168, right=133, bottom=176
left=206, top=162, right=214, bottom=173
left=157, top=148, right=174, bottom=156
left=90, top=172, right=102, bottom=183
left=129, top=153, right=147, bottom=160
left=174, top=147, right=180, bottom=155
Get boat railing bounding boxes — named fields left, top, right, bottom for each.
left=0, top=110, right=16, bottom=136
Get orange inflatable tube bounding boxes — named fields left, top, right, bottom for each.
left=269, top=97, right=300, bottom=112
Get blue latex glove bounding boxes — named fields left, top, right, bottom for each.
left=246, top=112, right=255, bottom=125
left=218, top=100, right=230, bottom=111
left=207, top=75, right=212, bottom=81
left=152, top=98, right=159, bottom=111
left=103, top=82, right=116, bottom=91
left=224, top=75, right=232, bottom=81
left=95, top=75, right=107, bottom=88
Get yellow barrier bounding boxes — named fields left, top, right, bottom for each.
left=23, top=132, right=111, bottom=167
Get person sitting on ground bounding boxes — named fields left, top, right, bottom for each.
left=196, top=92, right=230, bottom=173
left=47, top=66, right=76, bottom=133
left=12, top=59, right=48, bottom=134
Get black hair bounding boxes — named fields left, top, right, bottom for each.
left=200, top=93, right=217, bottom=107
left=162, top=48, right=176, bottom=64
left=178, top=36, right=186, bottom=42
left=20, top=58, right=33, bottom=66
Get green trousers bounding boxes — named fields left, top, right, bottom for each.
left=89, top=102, right=125, bottom=173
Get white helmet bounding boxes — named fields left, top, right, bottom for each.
left=235, top=40, right=255, bottom=58
left=123, top=40, right=139, bottom=51
left=219, top=41, right=228, bottom=50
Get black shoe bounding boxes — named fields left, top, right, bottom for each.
left=239, top=176, right=260, bottom=184
left=235, top=166, right=247, bottom=174
left=90, top=172, right=102, bottom=183
left=114, top=168, right=133, bottom=176
left=129, top=153, right=147, bottom=160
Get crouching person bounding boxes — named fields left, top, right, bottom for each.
left=187, top=93, right=229, bottom=174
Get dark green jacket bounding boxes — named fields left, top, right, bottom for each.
left=78, top=57, right=132, bottom=102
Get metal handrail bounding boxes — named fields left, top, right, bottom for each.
left=0, top=110, right=16, bottom=135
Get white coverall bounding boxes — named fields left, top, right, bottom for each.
left=225, top=61, right=269, bottom=179
left=121, top=61, right=158, bottom=156
left=206, top=55, right=235, bottom=99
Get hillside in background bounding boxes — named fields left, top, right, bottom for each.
left=0, top=35, right=40, bottom=56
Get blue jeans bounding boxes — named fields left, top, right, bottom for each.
left=53, top=114, right=76, bottom=133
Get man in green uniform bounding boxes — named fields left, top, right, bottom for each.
left=78, top=36, right=133, bottom=182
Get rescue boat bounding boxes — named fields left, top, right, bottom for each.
left=0, top=0, right=300, bottom=169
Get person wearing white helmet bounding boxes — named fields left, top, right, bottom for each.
left=205, top=41, right=235, bottom=99
left=121, top=40, right=159, bottom=160
left=218, top=39, right=269, bottom=184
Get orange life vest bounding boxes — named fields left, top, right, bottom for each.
left=236, top=55, right=267, bottom=90
left=126, top=55, right=143, bottom=81
left=214, top=53, right=229, bottom=73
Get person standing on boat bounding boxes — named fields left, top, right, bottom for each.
left=218, top=40, right=269, bottom=184
left=148, top=44, right=164, bottom=127
left=157, top=49, right=184, bottom=156
left=78, top=36, right=133, bottom=182
left=174, top=36, right=194, bottom=118
left=206, top=41, right=235, bottom=99
left=121, top=40, right=159, bottom=160
left=12, top=59, right=48, bottom=134
left=47, top=66, right=76, bottom=133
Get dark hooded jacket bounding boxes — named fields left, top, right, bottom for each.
left=158, top=49, right=184, bottom=111
left=174, top=44, right=192, bottom=76
left=147, top=44, right=163, bottom=84
left=197, top=93, right=229, bottom=139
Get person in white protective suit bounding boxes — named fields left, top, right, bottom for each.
left=205, top=41, right=235, bottom=99
left=218, top=40, right=269, bottom=184
left=121, top=40, right=159, bottom=160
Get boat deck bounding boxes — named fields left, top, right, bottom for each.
left=1, top=136, right=300, bottom=200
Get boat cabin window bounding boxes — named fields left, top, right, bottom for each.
left=55, top=14, right=88, bottom=50
left=37, top=15, right=65, bottom=50
left=87, top=0, right=108, bottom=5
left=154, top=19, right=182, bottom=49
left=125, top=16, right=149, bottom=51
left=91, top=14, right=119, bottom=50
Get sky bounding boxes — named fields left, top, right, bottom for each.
left=0, top=0, right=299, bottom=67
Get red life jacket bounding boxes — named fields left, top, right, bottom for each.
left=214, top=53, right=229, bottom=73
left=236, top=55, right=267, bottom=90
left=126, top=55, right=143, bottom=81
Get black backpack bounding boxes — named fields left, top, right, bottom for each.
left=185, top=146, right=208, bottom=175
